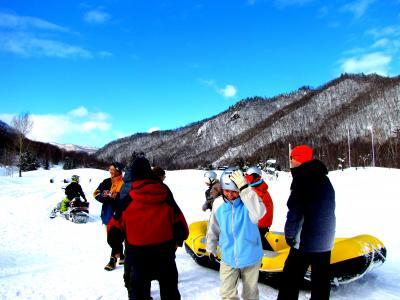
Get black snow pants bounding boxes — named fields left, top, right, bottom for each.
left=277, top=247, right=331, bottom=300
left=259, top=227, right=273, bottom=250
left=107, top=227, right=124, bottom=258
left=124, top=241, right=180, bottom=300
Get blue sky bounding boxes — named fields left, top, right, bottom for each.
left=0, top=0, right=399, bottom=148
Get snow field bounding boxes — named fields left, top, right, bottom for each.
left=0, top=167, right=399, bottom=299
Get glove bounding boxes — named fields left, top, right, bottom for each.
left=229, top=170, right=249, bottom=191
left=285, top=236, right=297, bottom=247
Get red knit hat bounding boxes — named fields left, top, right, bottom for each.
left=290, top=145, right=313, bottom=164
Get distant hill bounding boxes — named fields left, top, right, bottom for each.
left=0, top=120, right=104, bottom=169
left=50, top=143, right=98, bottom=155
left=95, top=73, right=400, bottom=170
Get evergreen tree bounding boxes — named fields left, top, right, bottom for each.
left=18, top=151, right=39, bottom=171
left=63, top=156, right=76, bottom=170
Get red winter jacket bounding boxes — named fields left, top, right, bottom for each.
left=108, top=179, right=188, bottom=247
left=252, top=181, right=274, bottom=228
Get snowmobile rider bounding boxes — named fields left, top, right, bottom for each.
left=278, top=145, right=336, bottom=300
left=245, top=166, right=274, bottom=250
left=93, top=161, right=125, bottom=271
left=107, top=156, right=189, bottom=300
left=201, top=171, right=222, bottom=211
left=206, top=168, right=266, bottom=300
left=60, top=175, right=87, bottom=213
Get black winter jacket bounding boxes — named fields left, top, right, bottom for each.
left=65, top=182, right=87, bottom=201
left=93, top=178, right=114, bottom=224
left=285, top=159, right=336, bottom=252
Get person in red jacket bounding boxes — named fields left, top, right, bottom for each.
left=107, top=157, right=189, bottom=300
left=245, top=166, right=274, bottom=250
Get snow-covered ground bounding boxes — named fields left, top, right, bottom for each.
left=1, top=167, right=400, bottom=299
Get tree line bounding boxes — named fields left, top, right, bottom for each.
left=0, top=113, right=107, bottom=176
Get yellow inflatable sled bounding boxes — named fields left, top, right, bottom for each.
left=184, top=221, right=386, bottom=286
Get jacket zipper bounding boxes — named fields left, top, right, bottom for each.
left=231, top=204, right=239, bottom=267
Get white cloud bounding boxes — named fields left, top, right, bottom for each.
left=82, top=121, right=110, bottom=132
left=219, top=85, right=238, bottom=98
left=0, top=12, right=92, bottom=59
left=0, top=108, right=112, bottom=144
left=372, top=38, right=390, bottom=48
left=199, top=79, right=238, bottom=98
left=340, top=52, right=392, bottom=76
left=69, top=106, right=89, bottom=117
left=0, top=34, right=92, bottom=58
left=84, top=9, right=110, bottom=24
left=98, top=51, right=113, bottom=57
left=366, top=26, right=400, bottom=39
left=274, top=0, right=314, bottom=7
left=340, top=0, right=376, bottom=19
left=0, top=13, right=68, bottom=32
left=148, top=127, right=160, bottom=133
left=91, top=112, right=110, bottom=121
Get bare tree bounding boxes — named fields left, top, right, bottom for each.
left=11, top=112, right=33, bottom=177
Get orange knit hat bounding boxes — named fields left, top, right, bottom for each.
left=290, top=145, right=313, bottom=164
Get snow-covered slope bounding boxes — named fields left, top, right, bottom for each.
left=51, top=142, right=98, bottom=154
left=0, top=167, right=399, bottom=299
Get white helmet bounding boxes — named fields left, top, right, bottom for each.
left=220, top=167, right=240, bottom=192
left=245, top=166, right=262, bottom=177
left=204, top=171, right=217, bottom=184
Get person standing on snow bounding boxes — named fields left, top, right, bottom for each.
left=277, top=145, right=336, bottom=300
left=60, top=175, right=87, bottom=213
left=206, top=168, right=266, bottom=300
left=201, top=171, right=222, bottom=211
left=93, top=162, right=125, bottom=271
left=245, top=166, right=274, bottom=250
left=107, top=157, right=189, bottom=300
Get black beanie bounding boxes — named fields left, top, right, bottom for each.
left=131, top=157, right=154, bottom=181
left=111, top=161, right=124, bottom=174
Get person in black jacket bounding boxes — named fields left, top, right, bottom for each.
left=60, top=175, right=87, bottom=212
left=277, top=145, right=336, bottom=300
left=93, top=162, right=125, bottom=271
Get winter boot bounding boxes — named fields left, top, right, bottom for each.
left=104, top=257, right=117, bottom=271
left=119, top=253, right=125, bottom=265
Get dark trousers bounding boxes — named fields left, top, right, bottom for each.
left=277, top=247, right=331, bottom=300
left=107, top=227, right=124, bottom=257
left=125, top=241, right=180, bottom=300
left=259, top=227, right=273, bottom=250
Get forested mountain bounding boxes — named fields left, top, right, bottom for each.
left=96, top=74, right=400, bottom=170
left=0, top=120, right=105, bottom=170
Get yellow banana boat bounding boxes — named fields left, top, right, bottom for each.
left=184, top=220, right=386, bottom=286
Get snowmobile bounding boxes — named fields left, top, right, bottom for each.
left=185, top=220, right=386, bottom=287
left=49, top=197, right=90, bottom=224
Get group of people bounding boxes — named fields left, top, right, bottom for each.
left=94, top=156, right=187, bottom=300
left=55, top=144, right=335, bottom=300
left=205, top=144, right=336, bottom=300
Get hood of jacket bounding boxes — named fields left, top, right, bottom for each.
left=291, top=159, right=328, bottom=178
left=130, top=179, right=168, bottom=205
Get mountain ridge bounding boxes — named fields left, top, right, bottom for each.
left=95, top=73, right=400, bottom=169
